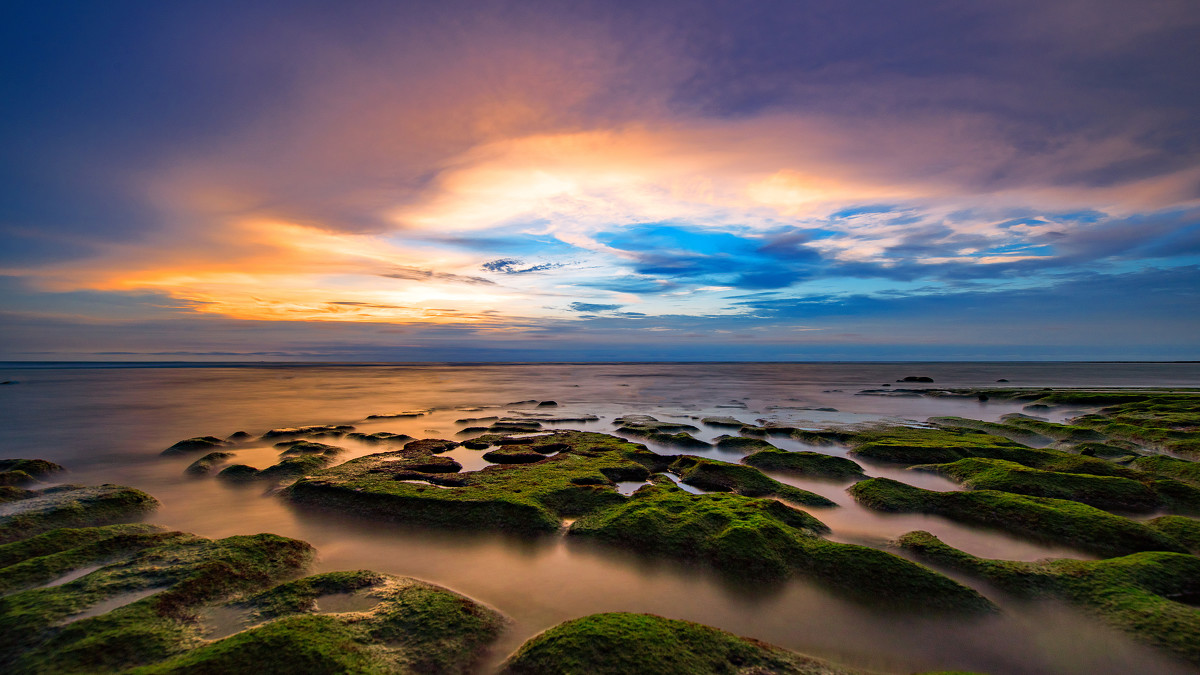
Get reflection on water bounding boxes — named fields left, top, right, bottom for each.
left=1, top=362, right=1198, bottom=674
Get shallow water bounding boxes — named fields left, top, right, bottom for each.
left=1, top=361, right=1198, bottom=673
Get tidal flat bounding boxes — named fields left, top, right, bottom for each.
left=1, top=362, right=1199, bottom=673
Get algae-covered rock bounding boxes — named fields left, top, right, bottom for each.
left=743, top=448, right=865, bottom=479
left=668, top=456, right=834, bottom=506
left=161, top=436, right=228, bottom=456
left=0, top=527, right=314, bottom=672
left=912, top=457, right=1161, bottom=512
left=569, top=484, right=991, bottom=610
left=1147, top=515, right=1200, bottom=554
left=262, top=425, right=354, bottom=440
left=849, top=478, right=1185, bottom=557
left=142, top=572, right=505, bottom=675
left=482, top=447, right=554, bottom=464
left=345, top=431, right=413, bottom=444
left=1131, top=454, right=1200, bottom=485
left=848, top=426, right=1039, bottom=465
left=701, top=416, right=748, bottom=428
left=898, top=530, right=1200, bottom=666
left=0, top=459, right=64, bottom=482
left=618, top=417, right=711, bottom=448
left=0, top=485, right=158, bottom=544
left=184, top=452, right=236, bottom=476
left=500, top=612, right=867, bottom=675
left=712, top=435, right=776, bottom=452
left=216, top=464, right=261, bottom=482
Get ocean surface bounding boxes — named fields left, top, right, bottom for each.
left=2, top=361, right=1198, bottom=674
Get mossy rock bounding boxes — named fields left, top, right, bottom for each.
left=262, top=425, right=355, bottom=440
left=912, top=457, right=1161, bottom=512
left=613, top=415, right=699, bottom=433
left=274, top=441, right=345, bottom=455
left=668, top=456, right=834, bottom=506
left=569, top=484, right=991, bottom=610
left=849, top=478, right=1185, bottom=557
left=712, top=435, right=776, bottom=452
left=161, top=437, right=228, bottom=456
left=283, top=431, right=664, bottom=534
left=743, top=448, right=865, bottom=479
left=184, top=452, right=236, bottom=476
left=848, top=426, right=1040, bottom=465
left=700, top=416, right=748, bottom=428
left=898, top=530, right=1200, bottom=666
left=138, top=573, right=505, bottom=675
left=344, top=432, right=413, bottom=444
left=0, top=460, right=64, bottom=481
left=0, top=485, right=159, bottom=544
left=1131, top=454, right=1200, bottom=485
left=1147, top=516, right=1200, bottom=554
left=482, top=447, right=553, bottom=464
left=500, top=612, right=866, bottom=675
left=0, top=527, right=315, bottom=672
left=1057, top=441, right=1142, bottom=459
left=216, top=464, right=261, bottom=482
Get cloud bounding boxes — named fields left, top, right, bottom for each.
left=569, top=302, right=623, bottom=313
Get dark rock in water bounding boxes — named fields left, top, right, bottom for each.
left=1001, top=412, right=1048, bottom=422
left=505, top=400, right=539, bottom=406
left=0, top=483, right=159, bottom=543
left=536, top=400, right=558, bottom=407
left=185, top=452, right=236, bottom=476
left=499, top=613, right=863, bottom=675
left=162, top=436, right=229, bottom=456
left=399, top=456, right=463, bottom=473
left=495, top=437, right=536, bottom=445
left=276, top=441, right=345, bottom=457
left=743, top=448, right=865, bottom=479
left=0, top=459, right=64, bottom=480
left=997, top=378, right=1009, bottom=382
left=0, top=471, right=35, bottom=487
left=366, top=411, right=426, bottom=419
left=1024, top=404, right=1053, bottom=412
left=713, top=435, right=776, bottom=452
left=345, top=431, right=413, bottom=444
left=404, top=438, right=459, bottom=454
left=0, top=381, right=17, bottom=385
left=977, top=394, right=990, bottom=401
left=700, top=416, right=745, bottom=428
left=226, top=431, right=252, bottom=441
left=457, top=426, right=490, bottom=435
left=456, top=416, right=499, bottom=424
left=898, top=376, right=935, bottom=383
left=533, top=415, right=600, bottom=423
left=462, top=440, right=491, bottom=450
left=217, top=464, right=261, bottom=482
left=882, top=384, right=891, bottom=386
left=261, top=425, right=354, bottom=439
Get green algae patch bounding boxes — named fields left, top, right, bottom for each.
left=1132, top=454, right=1200, bottom=485
left=913, top=457, right=1160, bottom=512
left=1148, top=516, right=1200, bottom=554
left=141, top=573, right=506, bottom=675
left=282, top=431, right=666, bottom=534
left=615, top=415, right=711, bottom=448
left=668, top=456, right=834, bottom=506
left=743, top=447, right=865, bottom=479
left=0, top=485, right=159, bottom=544
left=0, top=524, right=172, bottom=594
left=500, top=612, right=868, bottom=675
left=0, top=527, right=315, bottom=673
left=162, top=436, right=229, bottom=456
left=184, top=452, right=235, bottom=476
left=0, top=460, right=64, bottom=482
left=897, top=530, right=1200, bottom=666
left=569, top=484, right=991, bottom=610
left=712, top=435, right=776, bottom=452
left=848, top=426, right=1041, bottom=465
left=849, top=478, right=1185, bottom=557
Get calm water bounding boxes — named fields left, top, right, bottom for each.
left=2, top=362, right=1198, bottom=674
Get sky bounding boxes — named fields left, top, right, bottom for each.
left=2, top=0, right=1199, bottom=361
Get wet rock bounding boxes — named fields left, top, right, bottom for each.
left=161, top=436, right=228, bottom=456
left=0, top=459, right=64, bottom=481
left=344, top=431, right=413, bottom=444
left=226, top=431, right=252, bottom=441
left=366, top=411, right=427, bottom=419
left=455, top=416, right=499, bottom=424
left=701, top=416, right=746, bottom=428
left=712, top=435, right=775, bottom=452
left=898, top=376, right=935, bottom=383
left=500, top=613, right=866, bottom=675
left=184, top=452, right=236, bottom=476
left=216, top=464, right=261, bottom=482
left=482, top=447, right=551, bottom=464
left=404, top=438, right=459, bottom=454
left=261, top=425, right=354, bottom=440
left=536, top=400, right=558, bottom=407
left=0, top=484, right=158, bottom=543
left=743, top=448, right=865, bottom=479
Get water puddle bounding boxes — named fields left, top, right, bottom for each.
left=614, top=481, right=651, bottom=495
left=62, top=587, right=164, bottom=624
left=397, top=480, right=452, bottom=489
left=314, top=591, right=381, bottom=613
left=660, top=473, right=709, bottom=494
left=201, top=604, right=258, bottom=640
left=438, top=447, right=496, bottom=472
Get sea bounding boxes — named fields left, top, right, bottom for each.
left=2, top=361, right=1198, bottom=674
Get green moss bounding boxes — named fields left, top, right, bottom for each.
left=184, top=452, right=235, bottom=476
left=1148, top=516, right=1200, bottom=554
left=668, top=456, right=834, bottom=506
left=913, top=457, right=1161, bottom=512
left=0, top=485, right=159, bottom=544
left=283, top=431, right=664, bottom=534
left=848, top=426, right=1040, bottom=465
left=241, top=570, right=387, bottom=619
left=743, top=447, right=865, bottom=479
left=216, top=464, right=260, bottom=482
left=898, top=530, right=1200, bottom=666
left=1057, top=441, right=1141, bottom=459
left=700, top=416, right=748, bottom=428
left=569, top=484, right=991, bottom=610
left=1131, top=454, right=1200, bottom=485
left=0, top=524, right=173, bottom=593
left=1, top=529, right=315, bottom=673
left=161, top=437, right=228, bottom=456
left=482, top=446, right=556, bottom=464
left=849, top=478, right=1185, bottom=557
left=712, top=435, right=776, bottom=451
left=0, top=459, right=64, bottom=480
left=344, top=431, right=413, bottom=444
left=500, top=612, right=866, bottom=675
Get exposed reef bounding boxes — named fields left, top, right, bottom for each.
left=899, top=530, right=1200, bottom=666
left=0, top=483, right=158, bottom=544
left=849, top=477, right=1187, bottom=557
left=742, top=447, right=865, bottom=480
left=500, top=612, right=867, bottom=675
